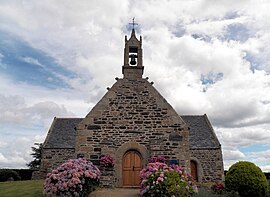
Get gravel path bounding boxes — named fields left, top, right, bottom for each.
left=89, top=188, right=140, bottom=197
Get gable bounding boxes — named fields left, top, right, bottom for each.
left=76, top=78, right=188, bottom=131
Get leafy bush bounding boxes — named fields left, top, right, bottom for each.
left=149, top=155, right=166, bottom=163
left=140, top=162, right=197, bottom=197
left=13, top=169, right=36, bottom=180
left=100, top=155, right=115, bottom=167
left=225, top=161, right=269, bottom=197
left=43, top=158, right=101, bottom=197
left=0, top=169, right=21, bottom=182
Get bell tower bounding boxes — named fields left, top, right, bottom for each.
left=122, top=19, right=144, bottom=79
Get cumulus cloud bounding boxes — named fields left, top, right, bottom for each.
left=248, top=150, right=270, bottom=163
left=0, top=94, right=74, bottom=125
left=0, top=0, right=270, bottom=171
left=217, top=126, right=270, bottom=148
left=0, top=153, right=9, bottom=164
left=223, top=149, right=245, bottom=161
left=261, top=165, right=270, bottom=172
left=0, top=135, right=45, bottom=168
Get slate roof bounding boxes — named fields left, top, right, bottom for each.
left=43, top=115, right=220, bottom=149
left=181, top=114, right=221, bottom=149
left=43, top=118, right=83, bottom=149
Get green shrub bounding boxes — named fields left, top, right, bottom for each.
left=225, top=161, right=269, bottom=197
left=0, top=169, right=21, bottom=182
left=13, top=169, right=36, bottom=180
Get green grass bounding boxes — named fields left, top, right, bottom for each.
left=0, top=180, right=44, bottom=197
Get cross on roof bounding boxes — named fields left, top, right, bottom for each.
left=129, top=17, right=138, bottom=30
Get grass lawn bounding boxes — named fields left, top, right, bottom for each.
left=0, top=180, right=44, bottom=197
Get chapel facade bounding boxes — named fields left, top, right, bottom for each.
left=38, top=28, right=224, bottom=187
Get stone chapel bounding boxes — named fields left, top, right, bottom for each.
left=39, top=27, right=224, bottom=187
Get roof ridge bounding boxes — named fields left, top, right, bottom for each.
left=203, top=114, right=221, bottom=147
left=180, top=115, right=204, bottom=117
left=43, top=117, right=58, bottom=147
left=54, top=117, right=83, bottom=120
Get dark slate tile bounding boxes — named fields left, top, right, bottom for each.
left=44, top=118, right=83, bottom=148
left=181, top=115, right=220, bottom=149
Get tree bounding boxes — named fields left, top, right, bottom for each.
left=27, top=143, right=42, bottom=170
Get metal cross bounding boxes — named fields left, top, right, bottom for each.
left=129, top=17, right=138, bottom=29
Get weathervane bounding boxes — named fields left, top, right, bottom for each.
left=129, top=17, right=138, bottom=30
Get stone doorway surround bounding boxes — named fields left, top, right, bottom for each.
left=115, top=142, right=149, bottom=187
left=190, top=157, right=203, bottom=182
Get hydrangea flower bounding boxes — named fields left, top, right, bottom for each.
left=43, top=158, right=101, bottom=197
left=100, top=155, right=115, bottom=167
left=149, top=155, right=166, bottom=163
left=140, top=162, right=197, bottom=197
left=211, top=181, right=225, bottom=194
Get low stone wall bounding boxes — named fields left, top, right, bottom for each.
left=99, top=166, right=115, bottom=187
left=31, top=171, right=42, bottom=180
left=38, top=148, right=75, bottom=179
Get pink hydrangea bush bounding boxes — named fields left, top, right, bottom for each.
left=149, top=155, right=166, bottom=163
left=100, top=155, right=115, bottom=167
left=43, top=158, right=101, bottom=197
left=140, top=162, right=198, bottom=197
left=211, top=181, right=225, bottom=194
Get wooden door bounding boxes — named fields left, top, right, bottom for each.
left=123, top=151, right=142, bottom=186
left=190, top=160, right=198, bottom=181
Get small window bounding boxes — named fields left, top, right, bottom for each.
left=129, top=47, right=138, bottom=53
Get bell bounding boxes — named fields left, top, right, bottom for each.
left=129, top=54, right=137, bottom=65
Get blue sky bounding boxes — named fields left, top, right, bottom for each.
left=0, top=0, right=270, bottom=171
left=0, top=31, right=75, bottom=89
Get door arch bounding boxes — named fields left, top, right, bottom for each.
left=190, top=160, right=198, bottom=181
left=122, top=150, right=142, bottom=186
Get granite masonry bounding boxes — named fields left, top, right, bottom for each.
left=38, top=28, right=224, bottom=187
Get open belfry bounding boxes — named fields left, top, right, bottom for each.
left=39, top=23, right=224, bottom=187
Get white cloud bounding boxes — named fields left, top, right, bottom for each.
left=0, top=94, right=74, bottom=125
left=0, top=135, right=46, bottom=168
left=217, top=126, right=270, bottom=149
left=248, top=150, right=270, bottom=163
left=261, top=165, right=270, bottom=172
left=0, top=52, right=7, bottom=68
left=0, top=0, right=270, bottom=170
left=0, top=74, right=90, bottom=117
left=0, top=153, right=9, bottom=164
left=223, top=149, right=245, bottom=161
left=21, top=56, right=45, bottom=68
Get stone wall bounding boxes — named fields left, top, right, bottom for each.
left=38, top=148, right=75, bottom=179
left=75, top=78, right=190, bottom=186
left=99, top=166, right=115, bottom=187
left=190, top=148, right=224, bottom=182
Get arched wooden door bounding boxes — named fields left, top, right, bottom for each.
left=190, top=160, right=198, bottom=181
left=123, top=151, right=142, bottom=187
